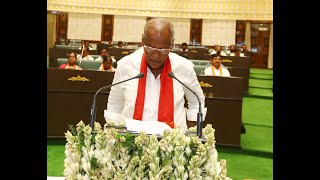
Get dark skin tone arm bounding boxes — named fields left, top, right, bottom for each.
left=187, top=121, right=196, bottom=128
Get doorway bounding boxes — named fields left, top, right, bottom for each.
left=250, top=23, right=271, bottom=68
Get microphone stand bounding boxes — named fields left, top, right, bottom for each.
left=90, top=73, right=144, bottom=129
left=79, top=44, right=85, bottom=67
left=168, top=72, right=203, bottom=138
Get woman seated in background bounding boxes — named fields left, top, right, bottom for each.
left=204, top=53, right=230, bottom=77
left=59, top=51, right=82, bottom=70
left=98, top=55, right=116, bottom=72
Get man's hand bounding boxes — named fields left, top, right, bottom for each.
left=187, top=120, right=196, bottom=128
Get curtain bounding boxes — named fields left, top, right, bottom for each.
left=245, top=21, right=251, bottom=50
left=268, top=23, right=273, bottom=69
left=47, top=13, right=56, bottom=56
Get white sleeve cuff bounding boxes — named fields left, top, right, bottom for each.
left=186, top=107, right=207, bottom=122
left=104, top=110, right=125, bottom=125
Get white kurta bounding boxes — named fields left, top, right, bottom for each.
left=95, top=56, right=117, bottom=63
left=203, top=66, right=231, bottom=77
left=104, top=47, right=207, bottom=130
left=77, top=54, right=94, bottom=60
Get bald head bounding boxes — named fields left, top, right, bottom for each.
left=143, top=18, right=174, bottom=46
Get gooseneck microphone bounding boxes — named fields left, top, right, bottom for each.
left=168, top=72, right=203, bottom=137
left=90, top=72, right=144, bottom=128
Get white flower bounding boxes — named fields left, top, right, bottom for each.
left=63, top=121, right=231, bottom=179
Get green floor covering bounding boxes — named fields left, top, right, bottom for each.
left=248, top=68, right=273, bottom=99
left=250, top=68, right=273, bottom=75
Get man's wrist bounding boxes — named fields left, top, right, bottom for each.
left=187, top=120, right=196, bottom=128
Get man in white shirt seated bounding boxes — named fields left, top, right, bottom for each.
left=229, top=45, right=245, bottom=57
left=210, top=45, right=226, bottom=56
left=95, top=46, right=116, bottom=63
left=204, top=53, right=230, bottom=77
left=77, top=46, right=94, bottom=60
left=104, top=18, right=207, bottom=130
left=78, top=40, right=93, bottom=50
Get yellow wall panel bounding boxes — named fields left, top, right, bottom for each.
left=48, top=0, right=272, bottom=20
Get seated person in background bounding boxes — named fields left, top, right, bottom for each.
left=65, top=39, right=70, bottom=45
left=181, top=42, right=189, bottom=52
left=234, top=48, right=245, bottom=57
left=85, top=40, right=94, bottom=50
left=242, top=44, right=249, bottom=52
left=79, top=40, right=85, bottom=49
left=79, top=40, right=93, bottom=50
left=98, top=55, right=116, bottom=72
left=230, top=45, right=244, bottom=57
left=210, top=45, right=226, bottom=56
left=241, top=44, right=251, bottom=56
left=59, top=51, right=82, bottom=70
left=95, top=46, right=116, bottom=63
left=204, top=53, right=230, bottom=77
left=229, top=44, right=236, bottom=55
left=77, top=46, right=94, bottom=60
left=117, top=41, right=124, bottom=48
left=180, top=42, right=189, bottom=59
left=209, top=44, right=218, bottom=54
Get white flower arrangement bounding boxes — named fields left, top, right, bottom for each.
left=64, top=120, right=232, bottom=180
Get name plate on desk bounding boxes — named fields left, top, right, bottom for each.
left=197, top=75, right=244, bottom=99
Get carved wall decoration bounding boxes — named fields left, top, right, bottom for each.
left=190, top=19, right=203, bottom=45
left=55, top=12, right=68, bottom=43
left=101, top=15, right=114, bottom=41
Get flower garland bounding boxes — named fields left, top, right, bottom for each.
left=64, top=121, right=232, bottom=180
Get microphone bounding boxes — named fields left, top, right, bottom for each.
left=79, top=44, right=85, bottom=67
left=168, top=72, right=203, bottom=138
left=90, top=72, right=144, bottom=128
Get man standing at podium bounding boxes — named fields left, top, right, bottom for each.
left=104, top=18, right=207, bottom=130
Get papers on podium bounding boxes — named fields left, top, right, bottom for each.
left=124, top=118, right=172, bottom=136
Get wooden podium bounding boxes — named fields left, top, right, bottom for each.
left=48, top=69, right=243, bottom=148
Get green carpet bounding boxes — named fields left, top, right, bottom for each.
left=47, top=140, right=65, bottom=176
left=217, top=148, right=273, bottom=180
left=248, top=68, right=273, bottom=99
left=250, top=68, right=273, bottom=75
left=248, top=88, right=273, bottom=98
left=47, top=68, right=274, bottom=179
left=250, top=73, right=273, bottom=80
left=240, top=125, right=273, bottom=153
left=249, top=78, right=273, bottom=89
left=242, top=97, right=273, bottom=127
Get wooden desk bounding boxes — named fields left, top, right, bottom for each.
left=49, top=48, right=98, bottom=67
left=47, top=69, right=114, bottom=137
left=197, top=75, right=243, bottom=148
left=48, top=69, right=243, bottom=148
left=107, top=47, right=135, bottom=60
left=221, top=56, right=250, bottom=95
left=191, top=56, right=250, bottom=95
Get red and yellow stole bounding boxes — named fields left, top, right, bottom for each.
left=211, top=66, right=223, bottom=76
left=133, top=53, right=174, bottom=128
left=101, top=64, right=113, bottom=71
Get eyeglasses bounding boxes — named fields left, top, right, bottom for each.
left=143, top=45, right=171, bottom=55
